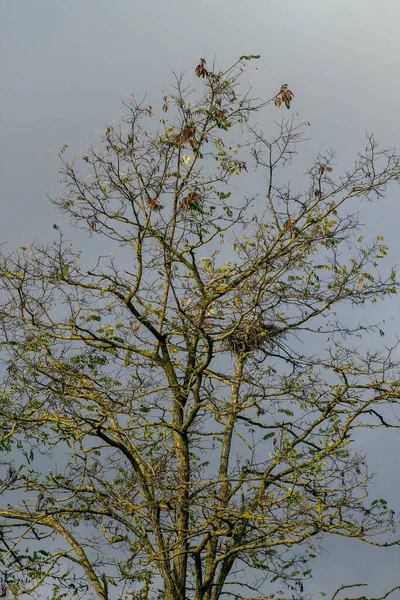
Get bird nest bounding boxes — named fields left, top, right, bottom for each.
left=223, top=319, right=284, bottom=355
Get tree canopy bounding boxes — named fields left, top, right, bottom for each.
left=0, top=56, right=399, bottom=600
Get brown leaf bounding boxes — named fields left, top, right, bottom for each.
left=281, top=89, right=294, bottom=102
left=176, top=126, right=196, bottom=144
left=283, top=216, right=294, bottom=231
left=275, top=88, right=294, bottom=109
left=147, top=198, right=163, bottom=211
left=234, top=160, right=247, bottom=172
left=195, top=58, right=208, bottom=78
left=146, top=106, right=154, bottom=117
left=180, top=191, right=202, bottom=210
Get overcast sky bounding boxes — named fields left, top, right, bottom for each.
left=1, top=0, right=400, bottom=597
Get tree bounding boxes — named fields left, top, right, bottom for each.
left=0, top=56, right=399, bottom=600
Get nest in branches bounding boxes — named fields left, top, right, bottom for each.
left=224, top=319, right=284, bottom=355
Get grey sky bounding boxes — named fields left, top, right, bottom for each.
left=1, top=0, right=400, bottom=597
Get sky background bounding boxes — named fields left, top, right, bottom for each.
left=1, top=0, right=400, bottom=597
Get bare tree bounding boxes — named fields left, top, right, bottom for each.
left=0, top=56, right=399, bottom=600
